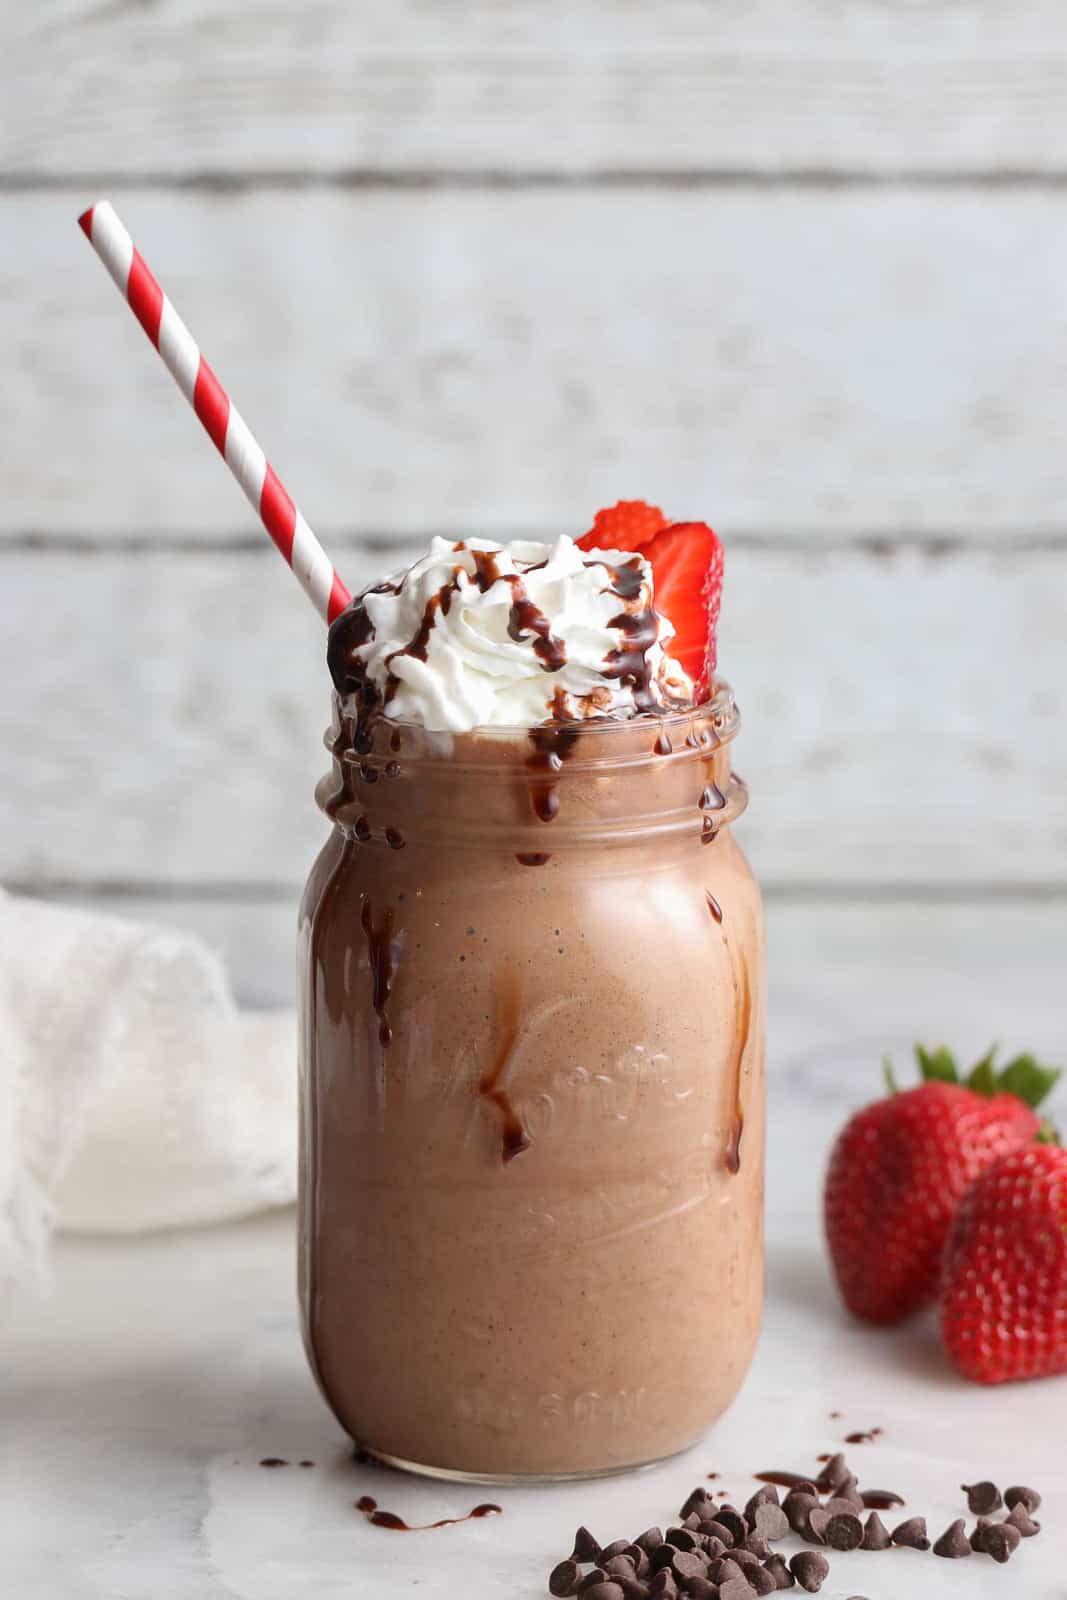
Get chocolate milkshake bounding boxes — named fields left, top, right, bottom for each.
left=298, top=524, right=765, bottom=1479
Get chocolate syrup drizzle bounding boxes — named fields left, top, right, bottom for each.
left=361, top=898, right=399, bottom=1047
left=724, top=946, right=751, bottom=1174
left=705, top=891, right=724, bottom=925
left=705, top=894, right=750, bottom=1175
left=356, top=1495, right=502, bottom=1531
left=479, top=970, right=531, bottom=1162
left=327, top=548, right=682, bottom=833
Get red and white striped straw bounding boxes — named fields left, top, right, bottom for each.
left=78, top=200, right=351, bottom=625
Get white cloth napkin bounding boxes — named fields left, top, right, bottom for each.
left=0, top=889, right=295, bottom=1291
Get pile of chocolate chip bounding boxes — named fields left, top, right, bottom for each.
left=545, top=1459, right=1043, bottom=1598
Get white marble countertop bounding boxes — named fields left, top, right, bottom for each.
left=5, top=1061, right=1065, bottom=1600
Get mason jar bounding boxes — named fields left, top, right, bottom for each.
left=298, top=681, right=764, bottom=1481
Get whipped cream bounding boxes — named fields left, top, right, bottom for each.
left=328, top=535, right=693, bottom=732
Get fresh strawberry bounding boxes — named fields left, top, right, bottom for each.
left=580, top=499, right=669, bottom=553
left=640, top=520, right=724, bottom=683
left=824, top=1045, right=1060, bottom=1325
left=941, top=1143, right=1067, bottom=1383
left=577, top=502, right=725, bottom=685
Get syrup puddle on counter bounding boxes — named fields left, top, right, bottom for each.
left=355, top=1495, right=502, bottom=1531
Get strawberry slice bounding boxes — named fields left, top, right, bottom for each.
left=580, top=499, right=668, bottom=553
left=641, top=521, right=724, bottom=685
left=577, top=502, right=724, bottom=686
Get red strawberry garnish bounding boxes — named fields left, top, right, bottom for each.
left=577, top=501, right=724, bottom=686
left=941, top=1143, right=1067, bottom=1383
left=824, top=1045, right=1060, bottom=1325
left=640, top=520, right=724, bottom=684
left=580, top=500, right=669, bottom=553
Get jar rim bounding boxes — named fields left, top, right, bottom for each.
left=318, top=679, right=745, bottom=847
left=326, top=677, right=738, bottom=764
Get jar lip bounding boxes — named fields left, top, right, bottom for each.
left=328, top=677, right=738, bottom=752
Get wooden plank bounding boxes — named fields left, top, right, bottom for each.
left=2, top=544, right=1063, bottom=890
left=9, top=3, right=1067, bottom=179
left=7, top=188, right=1067, bottom=540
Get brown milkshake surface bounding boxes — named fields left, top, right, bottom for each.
left=298, top=520, right=765, bottom=1479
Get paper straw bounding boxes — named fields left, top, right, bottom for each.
left=78, top=201, right=351, bottom=625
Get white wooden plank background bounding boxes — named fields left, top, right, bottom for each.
left=6, top=189, right=1067, bottom=537
left=9, top=2, right=1067, bottom=178
left=3, top=2, right=1066, bottom=1008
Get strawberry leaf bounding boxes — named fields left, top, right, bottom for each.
left=883, top=1055, right=900, bottom=1095
left=966, top=1045, right=999, bottom=1096
left=996, top=1053, right=1062, bottom=1110
left=915, top=1044, right=959, bottom=1084
left=1036, top=1119, right=1061, bottom=1146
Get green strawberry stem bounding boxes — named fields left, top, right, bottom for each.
left=882, top=1043, right=1061, bottom=1115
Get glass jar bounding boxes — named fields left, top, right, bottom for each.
left=298, top=682, right=764, bottom=1481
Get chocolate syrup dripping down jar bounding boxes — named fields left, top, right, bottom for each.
left=298, top=682, right=765, bottom=1481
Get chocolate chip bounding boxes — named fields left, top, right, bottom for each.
left=789, top=1551, right=829, bottom=1593
left=681, top=1512, right=705, bottom=1531
left=672, top=1551, right=710, bottom=1582
left=787, top=1481, right=819, bottom=1500
left=577, top=1569, right=609, bottom=1593
left=970, top=1517, right=993, bottom=1552
left=714, top=1509, right=750, bottom=1546
left=700, top=1535, right=726, bottom=1560
left=821, top=1497, right=861, bottom=1520
left=825, top=1513, right=863, bottom=1551
left=666, top=1529, right=703, bottom=1553
left=615, top=1581, right=649, bottom=1600
left=730, top=1550, right=763, bottom=1578
left=600, top=1541, right=633, bottom=1563
left=650, top=1545, right=678, bottom=1574
left=782, top=1493, right=818, bottom=1536
left=1006, top=1502, right=1041, bottom=1538
left=837, top=1473, right=862, bottom=1503
left=700, top=1518, right=736, bottom=1548
left=719, top=1579, right=758, bottom=1600
left=579, top=1585, right=625, bottom=1600
left=742, top=1532, right=772, bottom=1559
left=744, top=1486, right=780, bottom=1523
left=753, top=1503, right=789, bottom=1542
left=550, top=1558, right=583, bottom=1595
left=710, top=1558, right=746, bottom=1585
left=603, top=1555, right=637, bottom=1579
left=683, top=1580, right=718, bottom=1600
left=680, top=1488, right=715, bottom=1519
left=573, top=1528, right=603, bottom=1563
left=804, top=1508, right=829, bottom=1545
left=814, top=1453, right=849, bottom=1492
left=646, top=1571, right=678, bottom=1599
left=890, top=1516, right=930, bottom=1551
left=860, top=1511, right=891, bottom=1551
left=748, top=1567, right=778, bottom=1596
left=622, top=1544, right=651, bottom=1577
left=762, top=1553, right=795, bottom=1590
left=982, top=1522, right=1022, bottom=1564
left=962, top=1480, right=1002, bottom=1515
left=931, top=1518, right=971, bottom=1559
left=635, top=1528, right=665, bottom=1554
left=1005, top=1485, right=1042, bottom=1515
